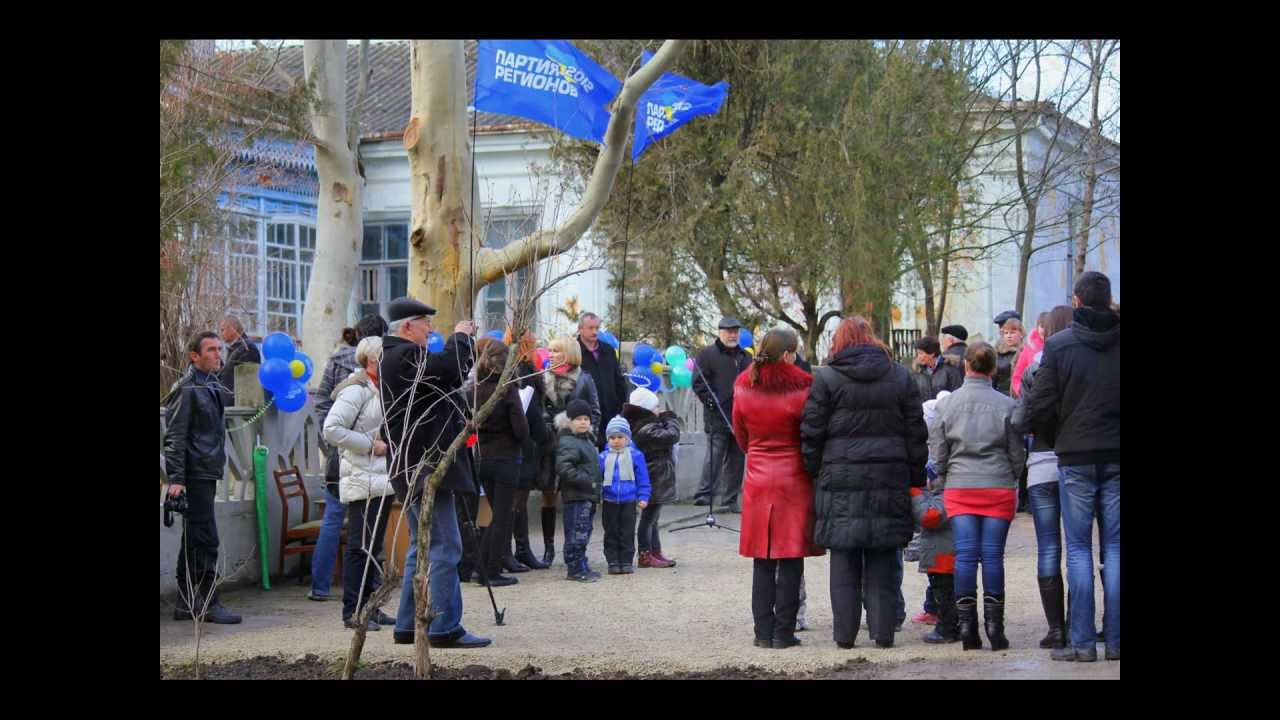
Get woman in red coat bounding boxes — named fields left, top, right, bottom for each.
left=732, top=327, right=826, bottom=650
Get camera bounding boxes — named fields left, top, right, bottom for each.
left=164, top=488, right=189, bottom=527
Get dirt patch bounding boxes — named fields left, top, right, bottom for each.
left=161, top=654, right=879, bottom=680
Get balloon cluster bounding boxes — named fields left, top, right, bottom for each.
left=629, top=342, right=695, bottom=391
left=257, top=332, right=313, bottom=413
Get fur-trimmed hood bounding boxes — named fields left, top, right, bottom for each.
left=553, top=410, right=597, bottom=442
left=733, top=361, right=813, bottom=394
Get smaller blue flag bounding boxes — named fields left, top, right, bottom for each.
left=475, top=40, right=622, bottom=145
left=633, top=50, right=730, bottom=162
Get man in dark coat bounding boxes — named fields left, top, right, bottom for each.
left=692, top=316, right=753, bottom=511
left=165, top=331, right=242, bottom=624
left=576, top=312, right=628, bottom=450
left=217, top=315, right=261, bottom=404
left=933, top=325, right=968, bottom=395
left=379, top=297, right=491, bottom=649
left=1024, top=272, right=1120, bottom=663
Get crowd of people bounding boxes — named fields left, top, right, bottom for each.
left=163, top=271, right=1118, bottom=663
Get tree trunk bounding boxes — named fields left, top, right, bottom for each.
left=301, top=41, right=364, bottom=373
left=1015, top=205, right=1036, bottom=318
left=405, top=40, right=687, bottom=329
left=1075, top=40, right=1106, bottom=277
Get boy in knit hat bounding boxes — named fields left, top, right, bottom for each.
left=556, top=398, right=604, bottom=582
left=598, top=416, right=652, bottom=574
left=911, top=392, right=959, bottom=643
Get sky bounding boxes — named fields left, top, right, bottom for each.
left=216, top=39, right=1118, bottom=143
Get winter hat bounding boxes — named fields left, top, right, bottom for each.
left=940, top=324, right=968, bottom=342
left=629, top=387, right=660, bottom=413
left=605, top=415, right=632, bottom=440
left=566, top=399, right=592, bottom=420
left=922, top=390, right=951, bottom=429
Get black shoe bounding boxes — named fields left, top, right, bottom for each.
left=206, top=602, right=242, bottom=625
left=874, top=639, right=894, bottom=649
left=620, top=565, right=634, bottom=574
left=173, top=605, right=193, bottom=621
left=429, top=631, right=492, bottom=649
left=540, top=508, right=557, bottom=566
left=1105, top=647, right=1120, bottom=661
left=344, top=617, right=380, bottom=631
left=957, top=596, right=982, bottom=651
left=394, top=630, right=414, bottom=644
left=983, top=593, right=1010, bottom=651
left=608, top=565, right=623, bottom=575
left=480, top=574, right=518, bottom=587
left=753, top=637, right=773, bottom=649
left=501, top=556, right=531, bottom=573
left=1037, top=575, right=1067, bottom=649
left=567, top=572, right=599, bottom=583
left=693, top=497, right=710, bottom=506
left=836, top=641, right=855, bottom=649
left=773, top=635, right=801, bottom=649
left=515, top=548, right=549, bottom=570
left=373, top=610, right=396, bottom=625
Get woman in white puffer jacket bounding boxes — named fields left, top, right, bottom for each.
left=323, top=336, right=396, bottom=632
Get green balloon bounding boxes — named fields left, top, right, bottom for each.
left=671, top=366, right=693, bottom=388
left=663, top=345, right=687, bottom=368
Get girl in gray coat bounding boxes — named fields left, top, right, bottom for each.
left=929, top=342, right=1025, bottom=651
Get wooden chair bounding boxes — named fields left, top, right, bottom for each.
left=273, top=466, right=323, bottom=578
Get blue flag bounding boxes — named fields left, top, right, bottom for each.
left=633, top=50, right=730, bottom=162
left=475, top=40, right=622, bottom=144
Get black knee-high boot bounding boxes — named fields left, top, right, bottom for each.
left=541, top=506, right=557, bottom=566
left=514, top=500, right=548, bottom=569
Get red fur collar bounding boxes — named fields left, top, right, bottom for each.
left=734, top=361, right=813, bottom=393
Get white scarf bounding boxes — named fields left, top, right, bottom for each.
left=602, top=446, right=634, bottom=487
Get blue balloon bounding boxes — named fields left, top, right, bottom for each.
left=293, top=352, right=314, bottom=384
left=427, top=331, right=445, bottom=353
left=258, top=358, right=293, bottom=394
left=628, top=368, right=661, bottom=392
left=262, top=332, right=295, bottom=361
left=599, top=331, right=620, bottom=350
left=276, top=381, right=308, bottom=412
left=485, top=330, right=504, bottom=340
left=633, top=342, right=655, bottom=368
left=739, top=328, right=754, bottom=349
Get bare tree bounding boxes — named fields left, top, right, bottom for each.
left=1071, top=39, right=1120, bottom=277
left=297, top=40, right=373, bottom=375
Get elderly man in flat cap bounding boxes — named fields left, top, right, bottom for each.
left=691, top=316, right=753, bottom=512
left=933, top=324, right=969, bottom=397
left=379, top=297, right=490, bottom=649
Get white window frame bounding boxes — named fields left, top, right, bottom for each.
left=263, top=214, right=317, bottom=339
left=477, top=207, right=541, bottom=334
left=358, top=220, right=411, bottom=322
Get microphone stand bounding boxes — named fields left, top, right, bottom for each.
left=670, top=356, right=739, bottom=534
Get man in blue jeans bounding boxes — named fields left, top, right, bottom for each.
left=1025, top=272, right=1120, bottom=662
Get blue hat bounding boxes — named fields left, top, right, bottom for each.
left=605, top=415, right=631, bottom=440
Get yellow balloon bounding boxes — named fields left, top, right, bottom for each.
left=290, top=359, right=305, bottom=378
left=650, top=362, right=664, bottom=375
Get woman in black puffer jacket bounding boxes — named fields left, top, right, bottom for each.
left=504, top=329, right=551, bottom=571
left=801, top=316, right=928, bottom=650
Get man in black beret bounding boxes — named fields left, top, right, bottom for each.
left=691, top=315, right=752, bottom=512
left=379, top=297, right=492, bottom=648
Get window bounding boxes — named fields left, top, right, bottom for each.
left=265, top=219, right=317, bottom=337
left=479, top=213, right=539, bottom=333
left=359, top=222, right=411, bottom=321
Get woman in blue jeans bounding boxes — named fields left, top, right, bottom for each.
left=1012, top=305, right=1074, bottom=649
left=928, top=343, right=1025, bottom=651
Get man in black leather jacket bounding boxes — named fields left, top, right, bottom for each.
left=164, top=331, right=242, bottom=624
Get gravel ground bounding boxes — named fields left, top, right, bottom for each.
left=160, top=505, right=1118, bottom=679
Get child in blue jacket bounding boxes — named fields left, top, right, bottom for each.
left=598, top=416, right=651, bottom=574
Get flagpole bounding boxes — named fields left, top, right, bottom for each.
left=617, top=157, right=635, bottom=339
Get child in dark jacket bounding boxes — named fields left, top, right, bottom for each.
left=913, top=392, right=958, bottom=644
left=620, top=387, right=682, bottom=569
left=598, top=416, right=651, bottom=574
left=556, top=399, right=603, bottom=582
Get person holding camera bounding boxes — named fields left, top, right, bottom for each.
left=164, top=330, right=242, bottom=624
